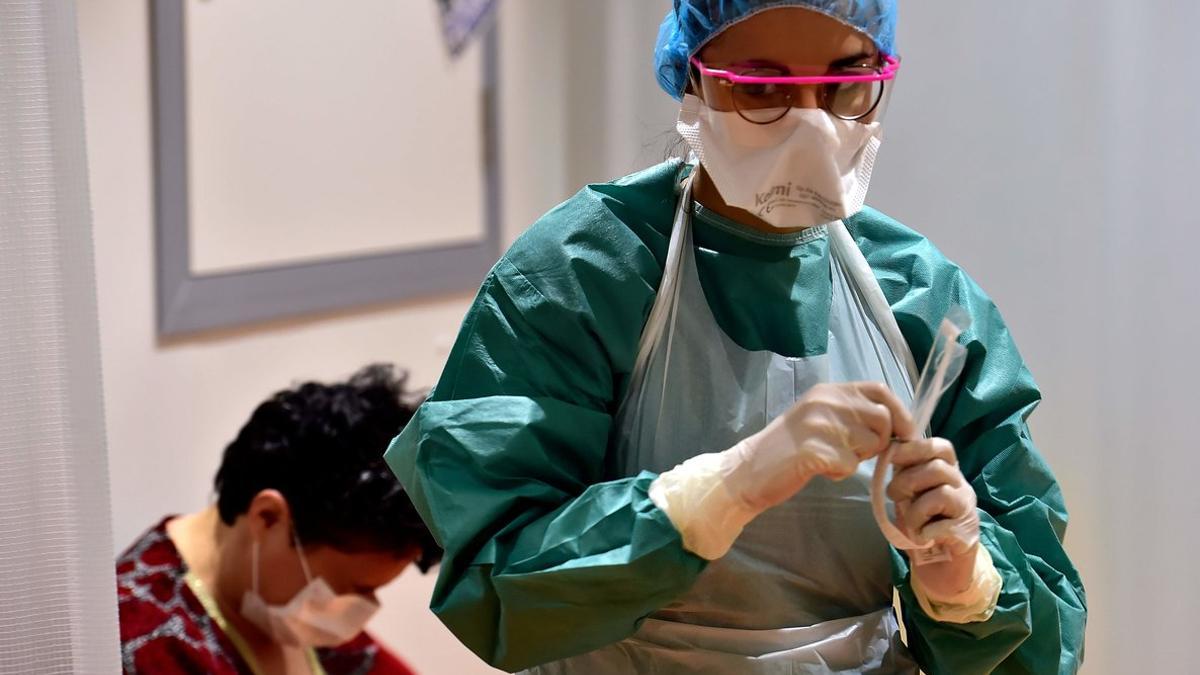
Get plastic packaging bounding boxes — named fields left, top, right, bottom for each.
left=871, top=306, right=971, bottom=566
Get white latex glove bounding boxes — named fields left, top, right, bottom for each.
left=650, top=382, right=914, bottom=560
left=889, top=437, right=1000, bottom=623
left=887, top=438, right=980, bottom=557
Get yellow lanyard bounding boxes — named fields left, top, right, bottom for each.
left=185, top=572, right=326, bottom=675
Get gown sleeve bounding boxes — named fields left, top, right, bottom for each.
left=385, top=175, right=706, bottom=672
left=850, top=209, right=1087, bottom=674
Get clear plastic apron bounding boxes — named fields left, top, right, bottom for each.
left=527, top=174, right=921, bottom=674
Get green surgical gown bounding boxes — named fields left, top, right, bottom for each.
left=385, top=160, right=1087, bottom=674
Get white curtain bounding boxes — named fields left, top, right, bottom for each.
left=0, top=0, right=119, bottom=672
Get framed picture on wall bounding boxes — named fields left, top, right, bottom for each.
left=151, top=0, right=501, bottom=336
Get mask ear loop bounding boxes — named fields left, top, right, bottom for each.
left=251, top=540, right=261, bottom=594
left=292, top=529, right=314, bottom=583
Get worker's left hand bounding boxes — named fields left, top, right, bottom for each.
left=887, top=437, right=982, bottom=597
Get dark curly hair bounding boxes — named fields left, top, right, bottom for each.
left=214, top=364, right=441, bottom=572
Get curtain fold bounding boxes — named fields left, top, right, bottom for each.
left=0, top=0, right=119, bottom=672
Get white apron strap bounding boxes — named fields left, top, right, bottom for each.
left=827, top=220, right=921, bottom=384
left=622, top=171, right=696, bottom=409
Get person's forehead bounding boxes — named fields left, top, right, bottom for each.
left=698, top=7, right=876, bottom=64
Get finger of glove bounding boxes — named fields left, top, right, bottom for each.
left=891, top=437, right=957, bottom=469
left=903, top=485, right=970, bottom=534
left=852, top=381, right=916, bottom=441
left=887, top=458, right=961, bottom=502
left=919, top=513, right=981, bottom=552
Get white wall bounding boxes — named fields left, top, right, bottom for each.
left=561, top=0, right=679, bottom=185
left=184, top=0, right=487, bottom=274
left=868, top=3, right=1200, bottom=672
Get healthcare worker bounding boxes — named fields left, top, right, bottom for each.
left=387, top=2, right=1086, bottom=673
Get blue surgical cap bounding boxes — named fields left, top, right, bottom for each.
left=654, top=0, right=898, bottom=100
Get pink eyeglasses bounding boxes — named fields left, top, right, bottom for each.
left=689, top=54, right=900, bottom=124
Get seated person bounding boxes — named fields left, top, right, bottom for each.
left=117, top=364, right=440, bottom=674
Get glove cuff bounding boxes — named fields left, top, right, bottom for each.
left=649, top=450, right=758, bottom=561
left=912, top=544, right=1003, bottom=624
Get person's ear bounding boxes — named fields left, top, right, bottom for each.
left=245, top=489, right=290, bottom=542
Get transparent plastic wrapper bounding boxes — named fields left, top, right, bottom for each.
left=871, top=306, right=973, bottom=566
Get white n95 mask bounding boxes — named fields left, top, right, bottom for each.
left=240, top=536, right=380, bottom=648
left=676, top=93, right=883, bottom=229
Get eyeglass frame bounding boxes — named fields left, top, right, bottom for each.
left=688, top=53, right=900, bottom=123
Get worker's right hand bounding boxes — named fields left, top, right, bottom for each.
left=649, top=382, right=914, bottom=560
left=721, top=382, right=916, bottom=512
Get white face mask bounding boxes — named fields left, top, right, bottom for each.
left=240, top=535, right=380, bottom=648
left=676, top=93, right=883, bottom=229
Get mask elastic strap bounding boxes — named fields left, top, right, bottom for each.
left=251, top=540, right=261, bottom=593
left=292, top=530, right=314, bottom=583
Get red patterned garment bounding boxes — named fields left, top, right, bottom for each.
left=116, top=519, right=416, bottom=675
